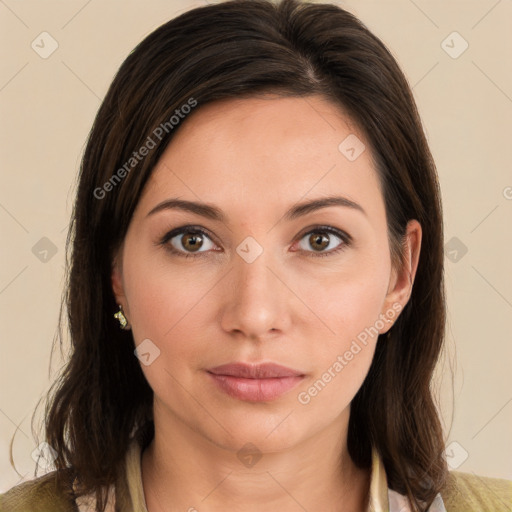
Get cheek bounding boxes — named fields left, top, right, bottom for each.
left=300, top=251, right=391, bottom=342
left=294, top=252, right=390, bottom=397
left=122, top=245, right=217, bottom=358
left=121, top=253, right=215, bottom=402
left=298, top=344, right=375, bottom=413
left=296, top=280, right=385, bottom=413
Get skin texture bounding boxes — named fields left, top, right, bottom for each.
left=111, top=95, right=422, bottom=512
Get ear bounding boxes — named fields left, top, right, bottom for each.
left=111, top=248, right=128, bottom=313
left=379, top=219, right=422, bottom=334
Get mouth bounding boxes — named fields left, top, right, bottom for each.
left=207, top=362, right=305, bottom=378
left=206, top=362, right=305, bottom=402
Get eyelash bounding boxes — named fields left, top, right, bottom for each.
left=157, top=224, right=352, bottom=259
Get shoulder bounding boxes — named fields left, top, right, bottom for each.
left=440, top=469, right=512, bottom=511
left=0, top=469, right=78, bottom=512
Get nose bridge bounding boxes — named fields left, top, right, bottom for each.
left=220, top=239, right=290, bottom=337
left=234, top=242, right=276, bottom=303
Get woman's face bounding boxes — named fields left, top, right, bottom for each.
left=112, top=94, right=420, bottom=453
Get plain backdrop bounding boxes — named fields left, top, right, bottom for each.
left=1, top=0, right=511, bottom=492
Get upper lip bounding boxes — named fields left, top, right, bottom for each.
left=207, top=362, right=304, bottom=379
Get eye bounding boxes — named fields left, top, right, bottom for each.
left=296, top=226, right=351, bottom=257
left=159, top=225, right=218, bottom=258
left=158, top=224, right=351, bottom=259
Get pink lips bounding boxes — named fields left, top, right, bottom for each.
left=206, top=362, right=305, bottom=402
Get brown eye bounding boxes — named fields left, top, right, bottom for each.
left=164, top=227, right=217, bottom=256
left=181, top=232, right=204, bottom=252
left=296, top=227, right=350, bottom=257
left=308, top=232, right=330, bottom=252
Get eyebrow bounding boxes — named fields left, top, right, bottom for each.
left=146, top=195, right=366, bottom=222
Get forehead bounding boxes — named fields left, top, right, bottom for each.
left=166, top=93, right=362, bottom=162
left=137, top=94, right=384, bottom=223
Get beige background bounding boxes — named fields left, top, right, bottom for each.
left=1, top=0, right=511, bottom=492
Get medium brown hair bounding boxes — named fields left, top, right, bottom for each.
left=27, top=0, right=447, bottom=509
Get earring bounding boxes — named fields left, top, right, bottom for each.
left=114, top=305, right=130, bottom=330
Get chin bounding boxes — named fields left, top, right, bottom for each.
left=204, top=412, right=308, bottom=453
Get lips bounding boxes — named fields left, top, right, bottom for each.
left=207, top=362, right=304, bottom=379
left=206, top=362, right=306, bottom=401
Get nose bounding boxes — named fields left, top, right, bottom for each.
left=219, top=248, right=292, bottom=340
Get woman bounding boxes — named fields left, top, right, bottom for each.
left=1, top=0, right=510, bottom=511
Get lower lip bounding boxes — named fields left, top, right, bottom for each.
left=207, top=372, right=304, bottom=402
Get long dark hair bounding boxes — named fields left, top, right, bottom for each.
left=28, top=0, right=448, bottom=509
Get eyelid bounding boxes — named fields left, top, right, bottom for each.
left=296, top=224, right=352, bottom=243
left=158, top=224, right=221, bottom=256
left=157, top=224, right=352, bottom=258
left=293, top=225, right=352, bottom=257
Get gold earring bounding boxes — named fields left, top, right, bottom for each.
left=114, top=305, right=130, bottom=330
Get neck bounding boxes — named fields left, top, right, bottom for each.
left=141, top=406, right=371, bottom=512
